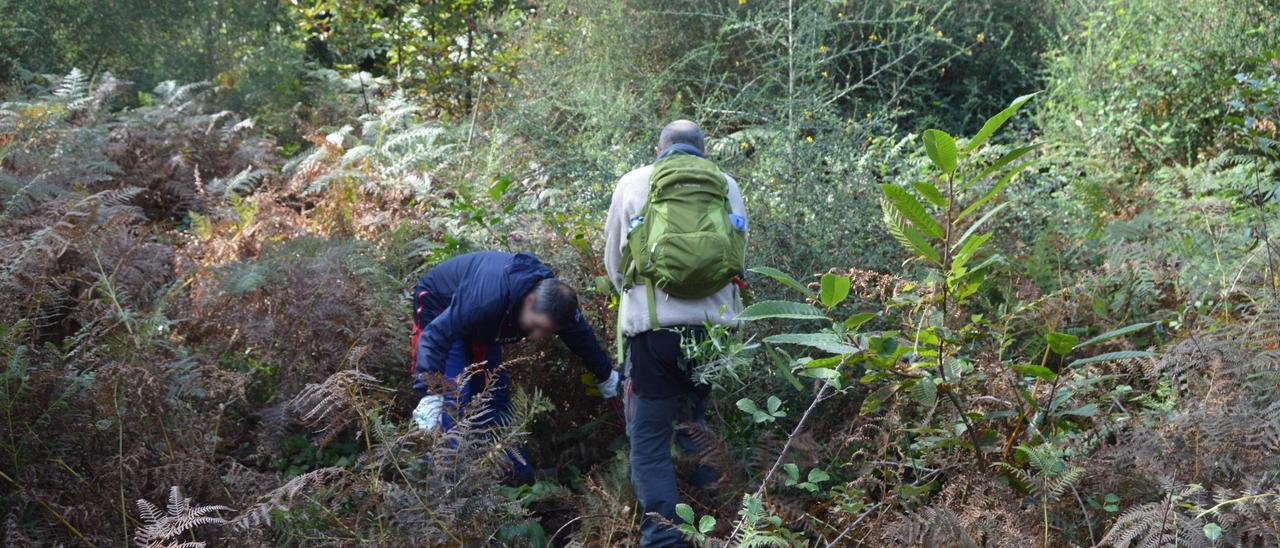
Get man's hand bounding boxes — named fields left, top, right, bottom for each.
left=596, top=369, right=620, bottom=399
left=412, top=395, right=443, bottom=432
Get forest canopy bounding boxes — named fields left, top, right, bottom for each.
left=1, top=0, right=1279, bottom=546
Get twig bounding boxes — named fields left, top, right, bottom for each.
left=727, top=379, right=831, bottom=541
left=823, top=501, right=883, bottom=548
left=547, top=513, right=613, bottom=545
left=1071, top=484, right=1096, bottom=546
left=864, top=460, right=940, bottom=473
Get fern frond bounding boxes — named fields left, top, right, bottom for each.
left=133, top=486, right=229, bottom=548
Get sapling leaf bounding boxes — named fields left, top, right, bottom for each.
left=820, top=272, right=851, bottom=308
left=844, top=312, right=877, bottom=331
left=957, top=160, right=1034, bottom=221
left=739, top=301, right=828, bottom=321
left=1013, top=364, right=1056, bottom=381
left=808, top=468, right=831, bottom=483
left=675, top=503, right=696, bottom=524
left=951, top=232, right=992, bottom=271
left=1074, top=322, right=1156, bottom=349
left=962, top=143, right=1039, bottom=190
left=1046, top=331, right=1079, bottom=355
left=900, top=224, right=942, bottom=263
left=799, top=367, right=841, bottom=381
left=882, top=183, right=945, bottom=239
left=1068, top=350, right=1155, bottom=368
left=965, top=92, right=1040, bottom=153
left=764, top=333, right=856, bottom=354
left=910, top=180, right=947, bottom=207
left=922, top=129, right=958, bottom=174
left=698, top=515, right=716, bottom=534
left=488, top=175, right=511, bottom=201
left=750, top=266, right=815, bottom=298
left=952, top=202, right=1010, bottom=253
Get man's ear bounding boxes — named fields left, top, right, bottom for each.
left=654, top=146, right=661, bottom=157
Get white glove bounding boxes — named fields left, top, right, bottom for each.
left=412, top=395, right=443, bottom=432
left=596, top=370, right=620, bottom=399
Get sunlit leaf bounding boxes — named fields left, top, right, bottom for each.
left=957, top=159, right=1035, bottom=221
left=1204, top=523, right=1222, bottom=541
left=799, top=367, right=840, bottom=380
left=951, top=232, right=991, bottom=271
left=844, top=312, right=876, bottom=331
left=750, top=266, right=815, bottom=298
left=1067, top=350, right=1155, bottom=368
left=882, top=183, right=944, bottom=239
left=922, top=129, right=958, bottom=174
left=910, top=180, right=947, bottom=207
left=965, top=92, right=1039, bottom=153
left=676, top=503, right=696, bottom=524
left=488, top=175, right=511, bottom=201
left=820, top=272, right=851, bottom=308
left=698, top=515, right=716, bottom=534
left=1046, top=331, right=1078, bottom=355
left=1012, top=364, right=1056, bottom=381
left=765, top=332, right=856, bottom=354
left=738, top=300, right=828, bottom=321
left=962, top=144, right=1039, bottom=190
left=952, top=202, right=1010, bottom=253
left=1074, top=322, right=1156, bottom=349
left=808, top=468, right=831, bottom=483
left=900, top=224, right=942, bottom=263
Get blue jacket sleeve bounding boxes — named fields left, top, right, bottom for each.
left=557, top=308, right=613, bottom=382
left=414, top=288, right=498, bottom=396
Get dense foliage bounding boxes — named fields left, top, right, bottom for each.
left=1, top=1, right=1278, bottom=546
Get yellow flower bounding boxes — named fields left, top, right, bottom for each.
left=935, top=30, right=943, bottom=38
left=739, top=0, right=746, bottom=4
left=837, top=11, right=843, bottom=17
left=803, top=110, right=812, bottom=118
left=805, top=135, right=814, bottom=143
left=740, top=141, right=749, bottom=149
left=868, top=34, right=878, bottom=42
left=821, top=71, right=829, bottom=78
left=976, top=32, right=986, bottom=44
left=819, top=44, right=828, bottom=53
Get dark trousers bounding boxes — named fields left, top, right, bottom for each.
left=623, top=329, right=716, bottom=548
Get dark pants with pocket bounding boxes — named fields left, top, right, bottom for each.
left=623, top=327, right=716, bottom=548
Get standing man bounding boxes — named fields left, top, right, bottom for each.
left=409, top=251, right=620, bottom=477
left=604, top=120, right=748, bottom=546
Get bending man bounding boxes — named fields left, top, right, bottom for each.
left=409, top=251, right=620, bottom=477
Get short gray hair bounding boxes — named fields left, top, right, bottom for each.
left=658, top=119, right=705, bottom=153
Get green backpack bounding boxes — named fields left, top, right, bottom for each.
left=620, top=152, right=746, bottom=329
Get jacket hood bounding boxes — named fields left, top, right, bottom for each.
left=504, top=252, right=555, bottom=313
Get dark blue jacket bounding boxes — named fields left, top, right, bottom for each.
left=412, top=251, right=612, bottom=395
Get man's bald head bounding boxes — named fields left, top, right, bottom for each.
left=657, top=119, right=705, bottom=156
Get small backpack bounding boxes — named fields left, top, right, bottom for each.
left=620, top=151, right=746, bottom=329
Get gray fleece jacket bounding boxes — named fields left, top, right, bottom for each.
left=604, top=163, right=747, bottom=337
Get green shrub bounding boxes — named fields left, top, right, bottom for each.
left=1039, top=0, right=1280, bottom=174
